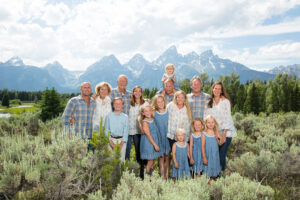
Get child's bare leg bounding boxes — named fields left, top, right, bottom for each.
left=146, top=160, right=154, bottom=174
left=159, top=156, right=164, bottom=177
left=164, top=155, right=170, bottom=179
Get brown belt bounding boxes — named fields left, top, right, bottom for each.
left=111, top=136, right=122, bottom=139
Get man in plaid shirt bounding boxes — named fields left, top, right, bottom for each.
left=187, top=76, right=210, bottom=120
left=110, top=75, right=131, bottom=115
left=62, top=82, right=96, bottom=139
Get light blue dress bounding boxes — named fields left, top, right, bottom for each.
left=172, top=143, right=191, bottom=179
left=190, top=133, right=203, bottom=174
left=154, top=110, right=170, bottom=155
left=202, top=132, right=221, bottom=177
left=140, top=119, right=162, bottom=160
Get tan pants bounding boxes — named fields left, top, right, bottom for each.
left=110, top=138, right=126, bottom=161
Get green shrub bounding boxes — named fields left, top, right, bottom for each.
left=106, top=171, right=273, bottom=200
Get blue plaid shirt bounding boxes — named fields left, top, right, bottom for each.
left=187, top=92, right=210, bottom=120
left=62, top=95, right=96, bottom=139
left=164, top=94, right=174, bottom=104
left=110, top=88, right=131, bottom=115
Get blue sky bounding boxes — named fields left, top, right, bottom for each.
left=0, top=0, right=299, bottom=71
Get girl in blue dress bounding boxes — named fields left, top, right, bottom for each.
left=140, top=105, right=162, bottom=175
left=201, top=115, right=222, bottom=182
left=189, top=118, right=204, bottom=178
left=153, top=94, right=170, bottom=179
left=172, top=128, right=191, bottom=180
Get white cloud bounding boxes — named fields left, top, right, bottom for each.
left=42, top=3, right=70, bottom=26
left=0, top=0, right=300, bottom=70
left=224, top=42, right=300, bottom=70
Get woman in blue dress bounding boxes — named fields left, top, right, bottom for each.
left=153, top=94, right=170, bottom=179
left=140, top=105, right=162, bottom=175
left=172, top=128, right=191, bottom=180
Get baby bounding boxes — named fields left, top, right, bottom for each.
left=160, top=63, right=179, bottom=94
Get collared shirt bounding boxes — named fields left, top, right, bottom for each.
left=164, top=94, right=174, bottom=104
left=187, top=92, right=210, bottom=120
left=62, top=95, right=96, bottom=139
left=104, top=112, right=129, bottom=142
left=111, top=88, right=131, bottom=115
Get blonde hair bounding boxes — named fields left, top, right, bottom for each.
left=130, top=86, right=145, bottom=106
left=165, top=63, right=175, bottom=72
left=191, top=118, right=204, bottom=132
left=95, top=82, right=112, bottom=96
left=204, top=115, right=219, bottom=134
left=139, top=104, right=153, bottom=120
left=172, top=90, right=192, bottom=120
left=112, top=97, right=123, bottom=104
left=152, top=94, right=166, bottom=111
left=175, top=128, right=186, bottom=141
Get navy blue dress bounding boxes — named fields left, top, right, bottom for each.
left=202, top=132, right=221, bottom=177
left=140, top=119, right=162, bottom=160
left=154, top=110, right=170, bottom=155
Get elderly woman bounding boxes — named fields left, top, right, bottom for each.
left=92, top=82, right=112, bottom=131
left=204, top=81, right=237, bottom=171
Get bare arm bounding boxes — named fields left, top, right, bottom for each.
left=189, top=135, right=194, bottom=164
left=216, top=130, right=223, bottom=146
left=201, top=134, right=207, bottom=165
left=173, top=74, right=176, bottom=82
left=172, top=143, right=179, bottom=168
left=143, top=121, right=160, bottom=151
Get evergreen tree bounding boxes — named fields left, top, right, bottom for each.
left=1, top=93, right=10, bottom=107
left=179, top=78, right=191, bottom=94
left=243, top=82, right=259, bottom=114
left=40, top=87, right=63, bottom=121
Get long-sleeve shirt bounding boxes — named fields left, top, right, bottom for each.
left=110, top=88, right=131, bottom=115
left=187, top=92, right=210, bottom=120
left=92, top=96, right=112, bottom=130
left=204, top=98, right=237, bottom=137
left=167, top=102, right=191, bottom=141
left=104, top=112, right=129, bottom=142
left=129, top=102, right=149, bottom=135
left=62, top=95, right=96, bottom=139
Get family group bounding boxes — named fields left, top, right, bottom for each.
left=62, top=63, right=237, bottom=181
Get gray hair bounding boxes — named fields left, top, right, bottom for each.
left=118, top=74, right=128, bottom=81
left=190, top=76, right=202, bottom=87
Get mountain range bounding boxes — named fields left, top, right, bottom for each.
left=0, top=46, right=298, bottom=92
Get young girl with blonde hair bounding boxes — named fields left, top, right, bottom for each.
left=201, top=115, right=223, bottom=181
left=152, top=94, right=170, bottom=179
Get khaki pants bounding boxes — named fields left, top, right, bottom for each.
left=110, top=138, right=126, bottom=161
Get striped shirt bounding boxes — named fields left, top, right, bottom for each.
left=110, top=88, right=131, bottom=115
left=62, top=95, right=96, bottom=139
left=187, top=92, right=210, bottom=120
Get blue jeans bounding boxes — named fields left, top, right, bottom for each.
left=125, top=134, right=141, bottom=161
left=219, top=137, right=232, bottom=171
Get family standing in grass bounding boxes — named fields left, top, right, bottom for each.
left=62, top=63, right=237, bottom=181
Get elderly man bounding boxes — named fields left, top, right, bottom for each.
left=62, top=82, right=96, bottom=139
left=157, top=78, right=176, bottom=104
left=111, top=75, right=131, bottom=115
left=187, top=76, right=210, bottom=120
